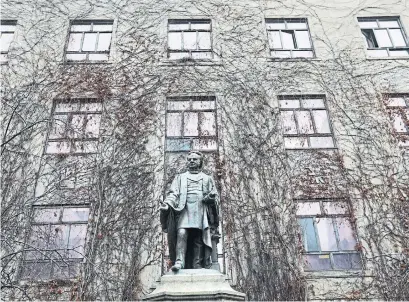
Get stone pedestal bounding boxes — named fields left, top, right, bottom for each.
left=144, top=269, right=246, bottom=301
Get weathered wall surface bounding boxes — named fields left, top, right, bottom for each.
left=1, top=0, right=408, bottom=300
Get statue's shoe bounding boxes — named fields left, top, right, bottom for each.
left=171, top=262, right=183, bottom=271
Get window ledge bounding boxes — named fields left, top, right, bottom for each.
left=267, top=57, right=321, bottom=62
left=304, top=269, right=372, bottom=279
left=60, top=61, right=113, bottom=66
left=160, top=58, right=222, bottom=66
left=366, top=56, right=409, bottom=60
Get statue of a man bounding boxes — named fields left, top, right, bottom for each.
left=160, top=151, right=219, bottom=271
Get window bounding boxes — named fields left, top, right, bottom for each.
left=385, top=94, right=409, bottom=147
left=0, top=20, right=17, bottom=63
left=297, top=200, right=362, bottom=271
left=21, top=206, right=90, bottom=280
left=46, top=99, right=102, bottom=154
left=358, top=17, right=409, bottom=57
left=66, top=20, right=113, bottom=62
left=168, top=19, right=212, bottom=60
left=266, top=18, right=314, bottom=58
left=166, top=96, right=217, bottom=152
left=279, top=96, right=335, bottom=149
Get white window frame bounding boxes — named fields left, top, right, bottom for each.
left=296, top=199, right=362, bottom=271
left=384, top=94, right=409, bottom=147
left=279, top=95, right=336, bottom=149
left=266, top=18, right=315, bottom=59
left=0, top=20, right=17, bottom=63
left=65, top=20, right=114, bottom=62
left=46, top=99, right=103, bottom=155
left=165, top=96, right=218, bottom=153
left=21, top=205, right=90, bottom=280
left=167, top=19, right=213, bottom=60
left=358, top=17, right=409, bottom=57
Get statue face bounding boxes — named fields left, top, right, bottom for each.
left=187, top=153, right=202, bottom=170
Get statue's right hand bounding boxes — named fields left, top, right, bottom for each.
left=159, top=202, right=169, bottom=211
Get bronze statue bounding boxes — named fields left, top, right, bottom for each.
left=160, top=151, right=220, bottom=271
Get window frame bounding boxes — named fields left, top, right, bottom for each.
left=45, top=98, right=103, bottom=155
left=265, top=18, right=315, bottom=59
left=0, top=20, right=17, bottom=63
left=296, top=199, right=362, bottom=271
left=358, top=17, right=409, bottom=57
left=384, top=93, right=409, bottom=147
left=278, top=95, right=336, bottom=150
left=165, top=96, right=218, bottom=153
left=65, top=20, right=114, bottom=62
left=167, top=19, right=213, bottom=60
left=20, top=205, right=90, bottom=281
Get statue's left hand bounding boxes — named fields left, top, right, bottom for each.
left=203, top=193, right=216, bottom=205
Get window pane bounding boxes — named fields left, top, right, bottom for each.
left=292, top=50, right=314, bottom=58
left=295, top=31, right=311, bottom=48
left=301, top=98, right=325, bottom=108
left=82, top=33, right=97, bottom=51
left=84, top=114, right=101, bottom=137
left=0, top=54, right=7, bottom=62
left=281, top=31, right=295, bottom=49
left=367, top=49, right=388, bottom=57
left=34, top=208, right=60, bottom=223
left=286, top=21, right=307, bottom=30
left=0, top=25, right=16, bottom=32
left=296, top=111, right=314, bottom=134
left=280, top=111, right=297, bottom=134
left=266, top=21, right=285, bottom=30
left=389, top=49, right=409, bottom=57
left=316, top=218, right=338, bottom=251
left=53, top=263, right=70, bottom=279
left=62, top=208, right=89, bottom=222
left=361, top=29, right=378, bottom=48
left=49, top=224, right=70, bottom=250
left=312, top=110, right=331, bottom=133
left=80, top=103, right=102, bottom=112
left=68, top=225, right=87, bottom=258
left=74, top=141, right=98, bottom=153
left=200, top=112, right=216, bottom=136
left=0, top=33, right=14, bottom=51
left=298, top=218, right=319, bottom=252
left=168, top=52, right=189, bottom=59
left=88, top=53, right=109, bottom=61
left=336, top=218, right=357, bottom=250
left=192, top=138, right=217, bottom=151
left=309, top=136, right=334, bottom=148
left=21, top=262, right=52, bottom=280
left=167, top=112, right=182, bottom=136
left=284, top=137, right=308, bottom=149
left=197, top=32, right=211, bottom=49
left=374, top=29, right=392, bottom=47
left=280, top=99, right=299, bottom=108
left=49, top=116, right=68, bottom=139
left=168, top=32, right=182, bottom=50
left=71, top=114, right=85, bottom=138
left=379, top=20, right=399, bottom=28
left=268, top=31, right=282, bottom=49
left=191, top=101, right=215, bottom=110
left=387, top=97, right=406, bottom=107
left=92, top=24, right=113, bottom=32
left=358, top=20, right=378, bottom=29
left=389, top=29, right=406, bottom=47
left=166, top=139, right=191, bottom=151
left=66, top=53, right=87, bottom=61
left=191, top=22, right=210, bottom=30
left=297, top=202, right=321, bottom=215
left=323, top=201, right=348, bottom=214
left=71, top=24, right=91, bottom=32
left=184, top=112, right=199, bottom=136
left=46, top=141, right=71, bottom=153
left=303, top=254, right=332, bottom=270
left=97, top=33, right=111, bottom=51
left=29, top=225, right=50, bottom=250
left=271, top=50, right=291, bottom=58
left=392, top=113, right=407, bottom=132
left=169, top=23, right=189, bottom=31
left=67, top=33, right=82, bottom=51
left=333, top=253, right=362, bottom=270
left=183, top=32, right=197, bottom=50
left=168, top=101, right=190, bottom=110
left=191, top=51, right=213, bottom=59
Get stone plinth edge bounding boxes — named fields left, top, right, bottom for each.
left=143, top=269, right=246, bottom=301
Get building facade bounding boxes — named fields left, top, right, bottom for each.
left=1, top=0, right=408, bottom=300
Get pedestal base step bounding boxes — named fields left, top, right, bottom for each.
left=144, top=269, right=246, bottom=301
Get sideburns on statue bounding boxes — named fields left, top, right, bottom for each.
left=160, top=151, right=220, bottom=272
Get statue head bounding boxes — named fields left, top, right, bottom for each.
left=187, top=151, right=204, bottom=172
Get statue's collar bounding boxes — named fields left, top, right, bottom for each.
left=186, top=171, right=203, bottom=181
